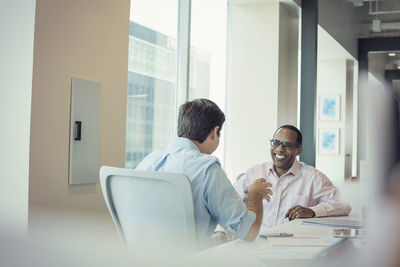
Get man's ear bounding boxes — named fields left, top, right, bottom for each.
left=296, top=146, right=303, bottom=156
left=210, top=126, right=220, bottom=140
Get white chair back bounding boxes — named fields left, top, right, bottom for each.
left=100, top=166, right=196, bottom=253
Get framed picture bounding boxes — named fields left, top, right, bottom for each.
left=319, top=95, right=340, bottom=121
left=319, top=128, right=339, bottom=154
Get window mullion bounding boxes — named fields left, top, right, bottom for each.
left=176, top=0, right=191, bottom=110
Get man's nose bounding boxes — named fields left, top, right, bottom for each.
left=275, top=144, right=285, bottom=151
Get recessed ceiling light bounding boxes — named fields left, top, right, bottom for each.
left=389, top=53, right=396, bottom=57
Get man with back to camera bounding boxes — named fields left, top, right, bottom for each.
left=135, top=98, right=273, bottom=248
left=213, top=125, right=351, bottom=244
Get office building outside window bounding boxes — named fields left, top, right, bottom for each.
left=125, top=21, right=211, bottom=168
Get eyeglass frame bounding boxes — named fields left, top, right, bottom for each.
left=269, top=139, right=301, bottom=149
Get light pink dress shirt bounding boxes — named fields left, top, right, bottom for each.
left=233, top=159, right=351, bottom=232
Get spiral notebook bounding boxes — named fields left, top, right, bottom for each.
left=267, top=235, right=334, bottom=247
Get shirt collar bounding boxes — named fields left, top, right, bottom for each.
left=168, top=137, right=200, bottom=152
left=268, top=159, right=301, bottom=178
left=267, top=162, right=275, bottom=176
left=288, top=159, right=301, bottom=177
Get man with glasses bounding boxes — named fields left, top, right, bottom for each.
left=213, top=125, right=351, bottom=244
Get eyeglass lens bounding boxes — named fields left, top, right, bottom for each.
left=270, top=139, right=299, bottom=149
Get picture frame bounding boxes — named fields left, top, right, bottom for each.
left=318, top=128, right=340, bottom=154
left=319, top=95, right=340, bottom=121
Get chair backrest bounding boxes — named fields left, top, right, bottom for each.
left=99, top=166, right=196, bottom=253
left=236, top=172, right=245, bottom=181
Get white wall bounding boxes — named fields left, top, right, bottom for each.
left=318, top=25, right=359, bottom=178
left=28, top=0, right=130, bottom=233
left=352, top=61, right=359, bottom=177
left=0, top=0, right=36, bottom=235
left=316, top=60, right=349, bottom=188
left=278, top=4, right=298, bottom=127
left=225, top=2, right=299, bottom=181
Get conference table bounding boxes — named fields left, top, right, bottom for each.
left=187, top=215, right=364, bottom=267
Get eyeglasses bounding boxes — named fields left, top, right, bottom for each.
left=270, top=139, right=301, bottom=149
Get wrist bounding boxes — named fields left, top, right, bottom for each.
left=214, top=231, right=226, bottom=235
left=309, top=206, right=322, bottom=217
left=247, top=192, right=263, bottom=202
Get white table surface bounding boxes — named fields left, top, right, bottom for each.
left=185, top=215, right=363, bottom=267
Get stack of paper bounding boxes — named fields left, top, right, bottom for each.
left=267, top=235, right=334, bottom=247
left=300, top=218, right=363, bottom=229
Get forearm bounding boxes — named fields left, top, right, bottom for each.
left=310, top=175, right=351, bottom=217
left=310, top=201, right=352, bottom=217
left=244, top=196, right=263, bottom=241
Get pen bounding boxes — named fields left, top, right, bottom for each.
left=259, top=232, right=294, bottom=238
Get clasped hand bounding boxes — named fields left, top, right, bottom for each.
left=285, top=205, right=315, bottom=221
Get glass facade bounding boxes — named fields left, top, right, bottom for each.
left=125, top=21, right=210, bottom=168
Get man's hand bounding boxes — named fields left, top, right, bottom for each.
left=247, top=178, right=273, bottom=202
left=244, top=178, right=273, bottom=241
left=211, top=231, right=228, bottom=246
left=285, top=205, right=315, bottom=221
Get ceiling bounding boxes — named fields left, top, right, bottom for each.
left=369, top=50, right=400, bottom=69
left=352, top=0, right=400, bottom=37
left=318, top=25, right=356, bottom=61
left=230, top=0, right=400, bottom=38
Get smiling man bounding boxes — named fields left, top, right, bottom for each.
left=237, top=125, right=351, bottom=226
left=212, top=125, right=351, bottom=243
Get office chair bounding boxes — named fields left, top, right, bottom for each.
left=99, top=166, right=196, bottom=254
left=236, top=172, right=245, bottom=181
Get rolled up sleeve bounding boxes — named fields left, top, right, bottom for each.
left=203, top=164, right=256, bottom=239
left=309, top=174, right=352, bottom=217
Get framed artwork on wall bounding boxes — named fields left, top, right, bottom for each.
left=319, top=128, right=339, bottom=154
left=319, top=95, right=340, bottom=121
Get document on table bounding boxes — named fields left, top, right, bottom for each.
left=300, top=218, right=363, bottom=229
left=267, top=235, right=335, bottom=247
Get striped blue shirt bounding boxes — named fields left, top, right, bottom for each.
left=136, top=137, right=255, bottom=247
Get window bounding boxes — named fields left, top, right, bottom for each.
left=189, top=0, right=227, bottom=160
left=189, top=0, right=227, bottom=103
left=126, top=0, right=228, bottom=168
left=126, top=0, right=178, bottom=168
